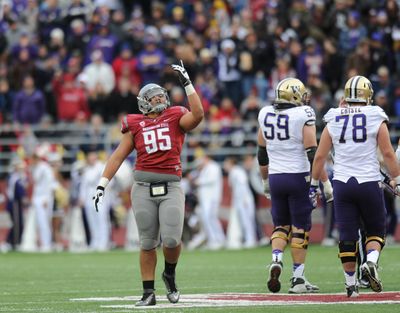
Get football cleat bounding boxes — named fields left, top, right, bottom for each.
left=288, top=277, right=319, bottom=294
left=135, top=291, right=156, bottom=306
left=304, top=278, right=320, bottom=292
left=361, top=261, right=382, bottom=292
left=267, top=261, right=283, bottom=293
left=162, top=271, right=180, bottom=303
left=346, top=284, right=359, bottom=298
left=357, top=276, right=371, bottom=289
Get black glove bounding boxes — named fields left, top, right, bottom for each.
left=171, top=60, right=192, bottom=87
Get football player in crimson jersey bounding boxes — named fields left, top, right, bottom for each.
left=93, top=61, right=204, bottom=306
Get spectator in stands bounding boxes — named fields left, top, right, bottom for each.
left=12, top=74, right=46, bottom=124
left=19, top=0, right=39, bottom=34
left=37, top=0, right=63, bottom=43
left=111, top=43, right=141, bottom=94
left=372, top=66, right=395, bottom=106
left=106, top=76, right=140, bottom=122
left=136, top=32, right=167, bottom=85
left=66, top=19, right=89, bottom=60
left=81, top=113, right=106, bottom=153
left=52, top=72, right=90, bottom=122
left=297, top=37, right=323, bottom=84
left=82, top=49, right=115, bottom=118
left=0, top=78, right=13, bottom=123
left=338, top=10, right=367, bottom=56
left=64, top=0, right=90, bottom=28
left=85, top=20, right=119, bottom=65
left=344, top=39, right=371, bottom=78
left=82, top=49, right=115, bottom=95
left=217, top=38, right=242, bottom=109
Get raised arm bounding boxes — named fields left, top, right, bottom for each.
left=172, top=60, right=204, bottom=132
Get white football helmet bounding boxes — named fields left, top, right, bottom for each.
left=344, top=75, right=374, bottom=105
left=274, top=77, right=308, bottom=106
left=137, top=83, right=170, bottom=114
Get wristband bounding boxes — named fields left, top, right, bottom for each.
left=311, top=178, right=319, bottom=186
left=396, top=146, right=400, bottom=161
left=184, top=84, right=195, bottom=96
left=98, top=177, right=110, bottom=189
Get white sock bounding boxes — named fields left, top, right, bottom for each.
left=293, top=263, right=305, bottom=278
left=344, top=271, right=356, bottom=286
left=366, top=249, right=380, bottom=264
left=272, top=249, right=283, bottom=263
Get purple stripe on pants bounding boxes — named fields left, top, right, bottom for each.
left=269, top=172, right=313, bottom=230
left=333, top=177, right=386, bottom=241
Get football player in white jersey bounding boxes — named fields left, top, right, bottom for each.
left=257, top=78, right=333, bottom=294
left=310, top=75, right=400, bottom=297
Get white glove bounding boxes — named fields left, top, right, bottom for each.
left=262, top=179, right=271, bottom=199
left=93, top=186, right=104, bottom=212
left=322, top=180, right=333, bottom=202
left=395, top=176, right=400, bottom=196
left=171, top=60, right=192, bottom=87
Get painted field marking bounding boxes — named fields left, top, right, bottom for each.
left=70, top=291, right=400, bottom=309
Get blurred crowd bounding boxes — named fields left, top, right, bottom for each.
left=1, top=0, right=400, bottom=251
left=1, top=0, right=400, bottom=135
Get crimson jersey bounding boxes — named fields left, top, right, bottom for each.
left=121, top=106, right=188, bottom=177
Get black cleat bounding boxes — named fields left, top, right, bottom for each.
left=162, top=271, right=180, bottom=303
left=346, top=284, right=359, bottom=298
left=357, top=276, right=371, bottom=289
left=267, top=261, right=283, bottom=293
left=361, top=261, right=382, bottom=292
left=135, top=291, right=156, bottom=306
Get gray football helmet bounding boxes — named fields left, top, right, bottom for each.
left=137, top=83, right=170, bottom=114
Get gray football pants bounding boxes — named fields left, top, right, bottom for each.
left=131, top=182, right=184, bottom=250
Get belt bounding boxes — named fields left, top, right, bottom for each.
left=136, top=181, right=178, bottom=187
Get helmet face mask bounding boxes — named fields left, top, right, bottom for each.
left=344, top=75, right=374, bottom=105
left=137, top=83, right=170, bottom=114
left=274, top=78, right=308, bottom=106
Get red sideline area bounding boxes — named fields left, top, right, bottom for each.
left=1, top=178, right=399, bottom=247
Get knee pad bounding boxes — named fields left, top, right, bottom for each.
left=290, top=231, right=309, bottom=249
left=163, top=237, right=180, bottom=248
left=141, top=239, right=159, bottom=250
left=366, top=235, right=385, bottom=249
left=271, top=226, right=290, bottom=243
left=338, top=240, right=358, bottom=264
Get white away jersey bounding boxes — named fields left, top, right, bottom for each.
left=258, top=105, right=316, bottom=174
left=323, top=105, right=388, bottom=183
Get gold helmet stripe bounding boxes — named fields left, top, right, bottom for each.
left=275, top=78, right=290, bottom=99
left=350, top=75, right=361, bottom=99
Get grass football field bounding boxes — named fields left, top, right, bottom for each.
left=1, top=245, right=400, bottom=313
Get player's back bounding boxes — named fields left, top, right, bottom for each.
left=324, top=105, right=388, bottom=183
left=258, top=105, right=316, bottom=174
